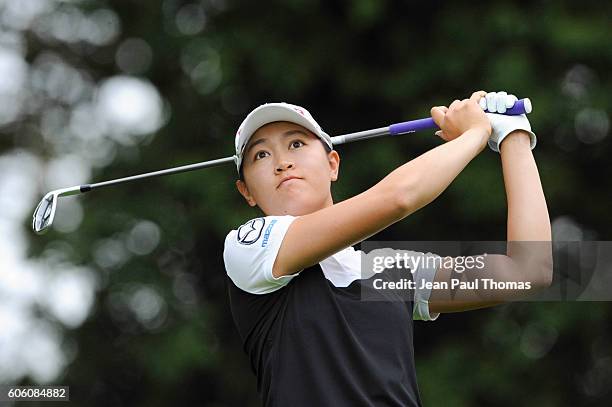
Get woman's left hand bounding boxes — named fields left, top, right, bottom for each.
left=431, top=90, right=491, bottom=142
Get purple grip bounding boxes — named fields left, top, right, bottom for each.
left=505, top=98, right=527, bottom=115
left=389, top=98, right=531, bottom=135
left=389, top=118, right=436, bottom=135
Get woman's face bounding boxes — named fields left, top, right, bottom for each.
left=236, top=121, right=340, bottom=216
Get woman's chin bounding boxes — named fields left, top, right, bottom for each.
left=278, top=199, right=321, bottom=216
left=265, top=187, right=329, bottom=216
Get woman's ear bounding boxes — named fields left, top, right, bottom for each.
left=328, top=150, right=340, bottom=181
left=236, top=179, right=257, bottom=206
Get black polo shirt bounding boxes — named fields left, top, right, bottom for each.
left=223, top=216, right=440, bottom=406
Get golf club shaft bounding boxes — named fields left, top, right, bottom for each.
left=77, top=156, right=235, bottom=194
left=65, top=98, right=532, bottom=195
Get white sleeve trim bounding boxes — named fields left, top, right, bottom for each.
left=412, top=253, right=441, bottom=321
left=262, top=218, right=303, bottom=286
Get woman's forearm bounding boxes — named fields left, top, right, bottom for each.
left=500, top=131, right=551, bottom=242
left=500, top=131, right=553, bottom=287
left=380, top=127, right=489, bottom=215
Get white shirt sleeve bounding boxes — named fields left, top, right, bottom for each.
left=223, top=215, right=301, bottom=294
left=412, top=252, right=442, bottom=321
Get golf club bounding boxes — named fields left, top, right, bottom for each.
left=32, top=98, right=532, bottom=235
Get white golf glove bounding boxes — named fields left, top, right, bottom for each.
left=480, top=91, right=537, bottom=152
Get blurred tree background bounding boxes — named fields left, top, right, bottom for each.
left=0, top=0, right=610, bottom=406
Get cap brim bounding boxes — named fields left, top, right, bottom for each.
left=237, top=105, right=323, bottom=156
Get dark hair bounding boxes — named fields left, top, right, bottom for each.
left=238, top=139, right=333, bottom=181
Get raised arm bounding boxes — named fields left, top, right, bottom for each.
left=429, top=123, right=553, bottom=313
left=273, top=92, right=491, bottom=277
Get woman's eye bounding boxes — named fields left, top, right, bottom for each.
left=254, top=151, right=269, bottom=160
left=290, top=140, right=304, bottom=149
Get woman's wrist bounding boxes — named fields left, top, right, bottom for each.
left=499, top=130, right=532, bottom=154
left=463, top=126, right=491, bottom=151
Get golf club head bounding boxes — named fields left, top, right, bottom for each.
left=32, top=191, right=58, bottom=235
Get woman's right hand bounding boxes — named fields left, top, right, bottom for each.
left=430, top=90, right=492, bottom=143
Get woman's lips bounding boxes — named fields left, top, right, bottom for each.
left=277, top=176, right=301, bottom=188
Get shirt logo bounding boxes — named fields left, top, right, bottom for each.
left=261, top=219, right=277, bottom=247
left=237, top=218, right=265, bottom=245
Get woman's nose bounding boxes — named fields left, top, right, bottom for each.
left=275, top=161, right=294, bottom=173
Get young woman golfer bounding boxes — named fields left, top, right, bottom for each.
left=223, top=90, right=552, bottom=406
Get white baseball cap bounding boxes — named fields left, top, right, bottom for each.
left=234, top=102, right=333, bottom=173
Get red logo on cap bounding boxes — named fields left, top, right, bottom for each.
left=293, top=107, right=305, bottom=116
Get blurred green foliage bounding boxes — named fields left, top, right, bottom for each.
left=10, top=0, right=612, bottom=405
